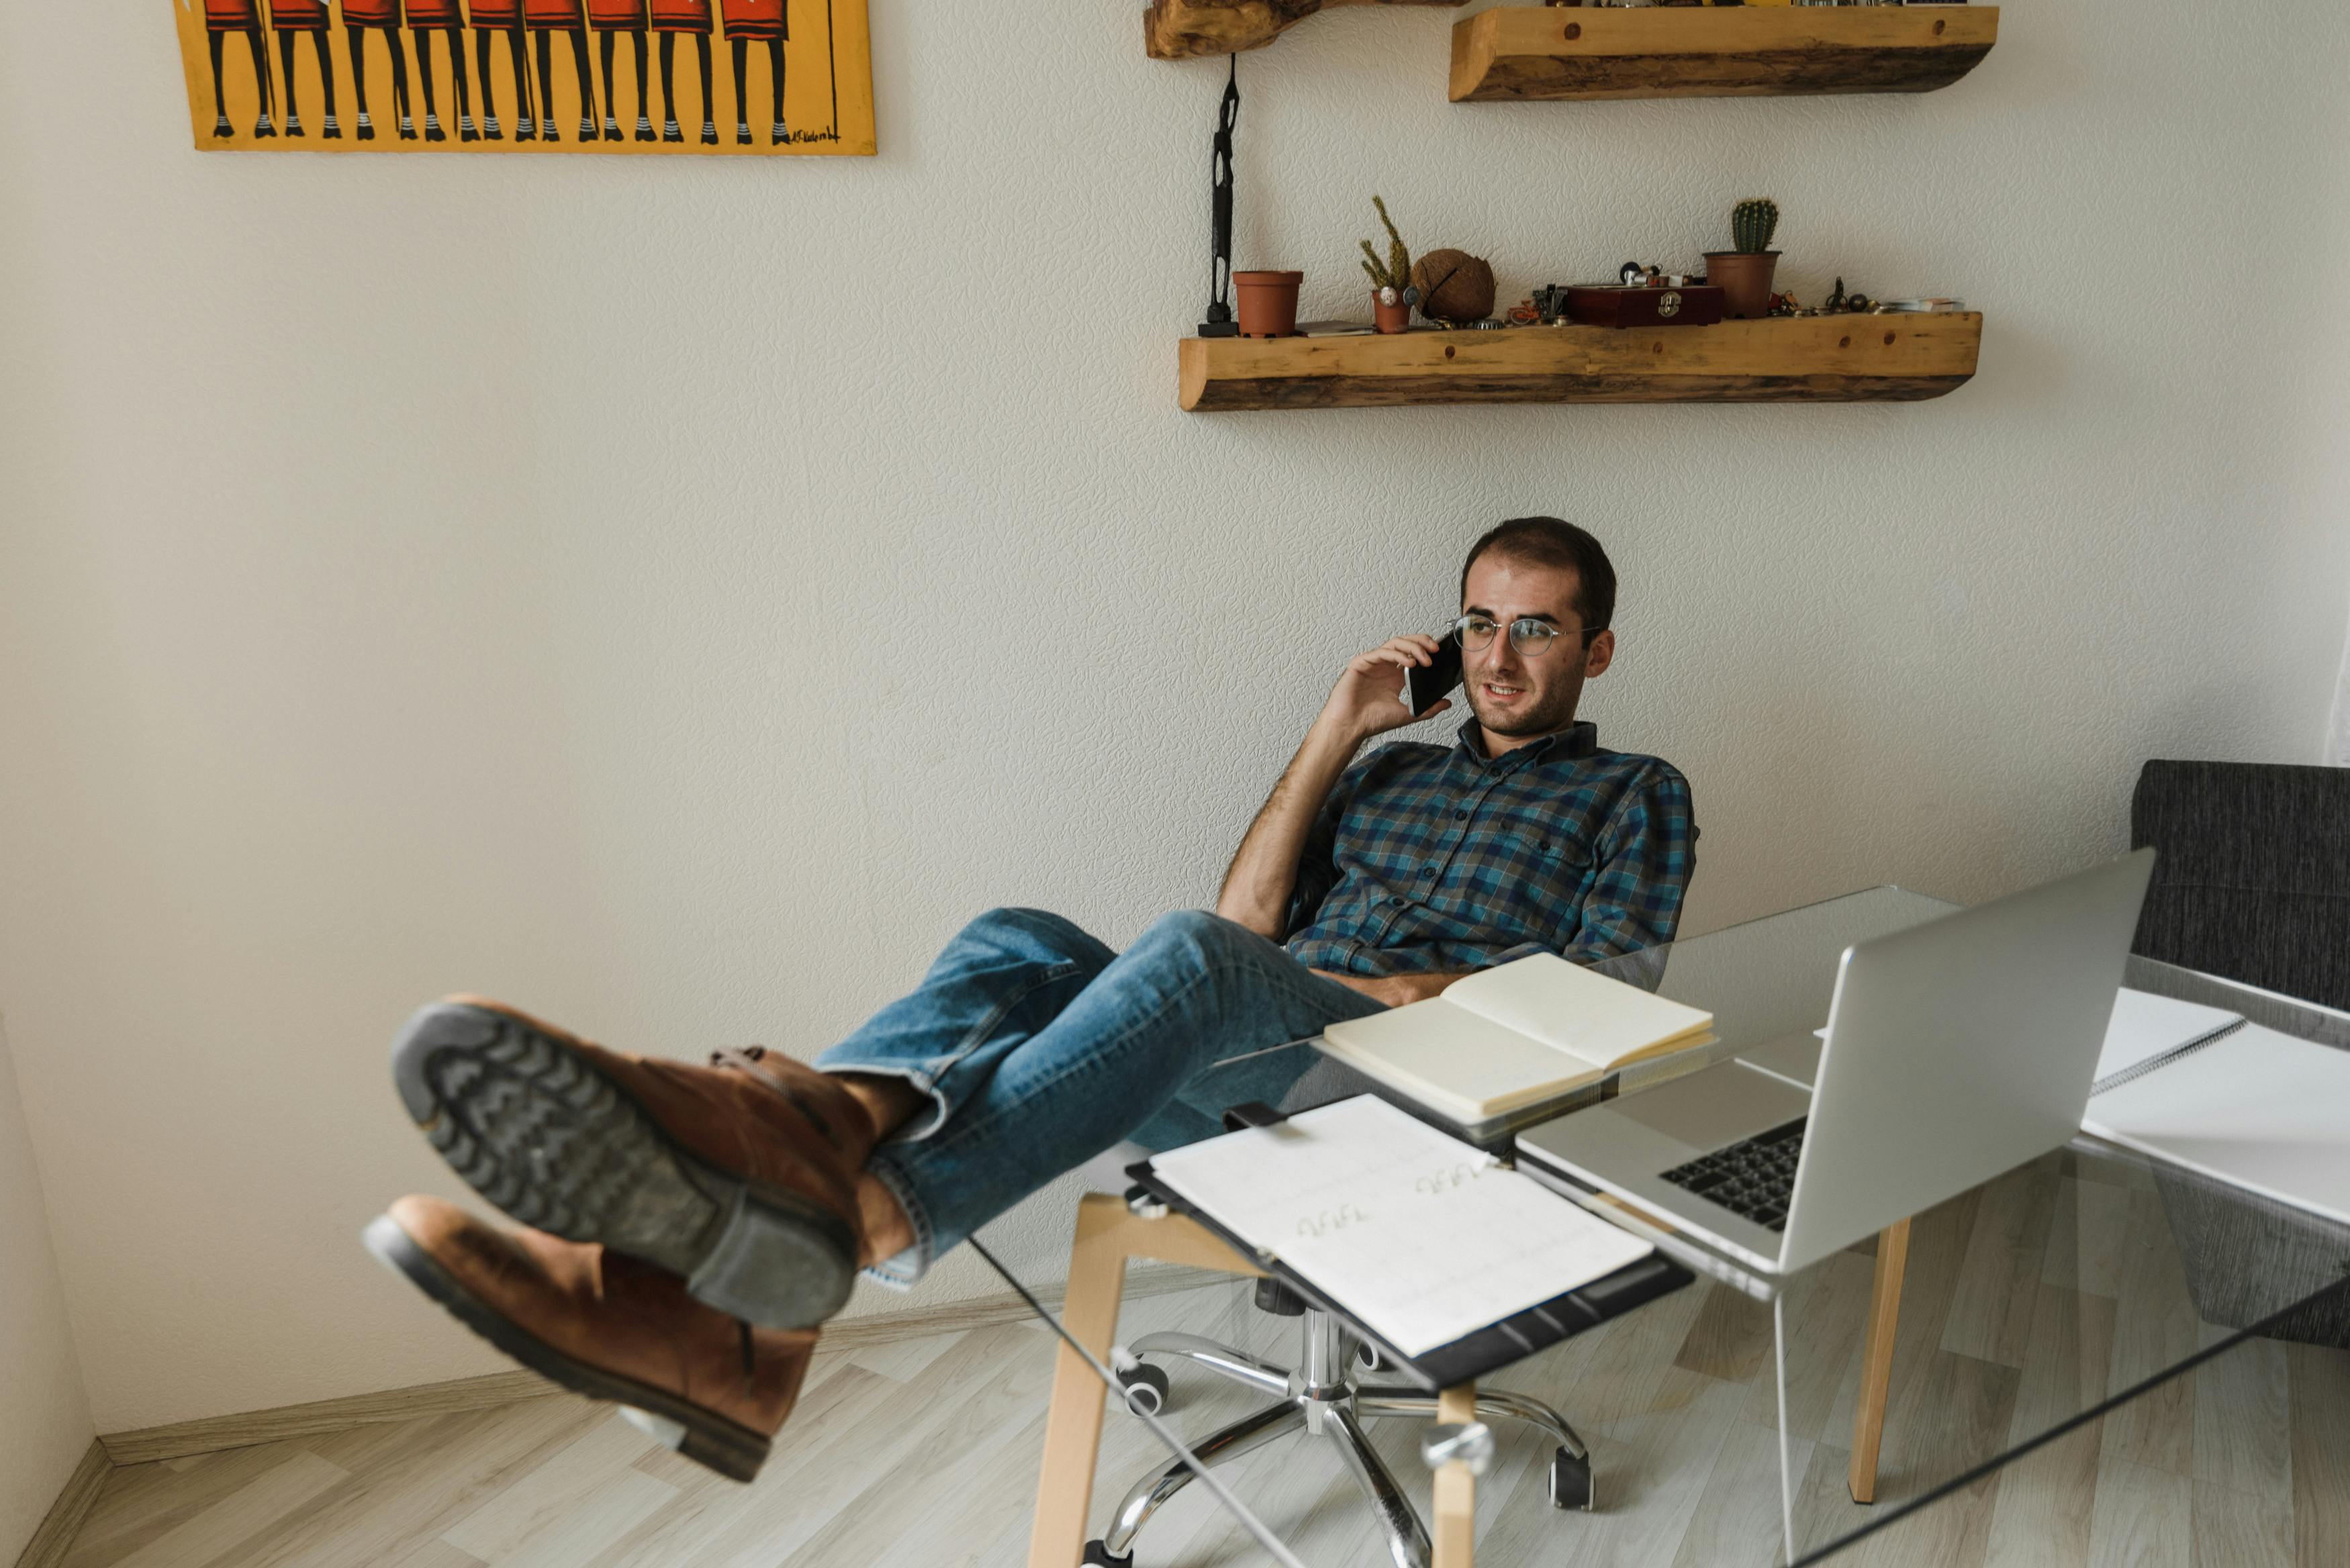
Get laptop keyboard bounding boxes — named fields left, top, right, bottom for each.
left=1659, top=1118, right=1807, bottom=1232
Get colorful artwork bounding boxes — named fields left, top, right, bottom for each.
left=173, top=0, right=874, bottom=154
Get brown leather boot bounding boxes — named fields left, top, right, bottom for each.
left=390, top=997, right=877, bottom=1328
left=365, top=1195, right=812, bottom=1482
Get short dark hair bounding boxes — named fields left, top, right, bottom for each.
left=1459, top=517, right=1615, bottom=632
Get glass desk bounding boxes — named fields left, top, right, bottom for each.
left=1015, top=887, right=2350, bottom=1567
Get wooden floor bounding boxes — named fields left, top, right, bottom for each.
left=50, top=1152, right=2350, bottom=1568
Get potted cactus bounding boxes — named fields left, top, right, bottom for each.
left=1358, top=195, right=1421, bottom=334
left=1704, top=198, right=1780, bottom=320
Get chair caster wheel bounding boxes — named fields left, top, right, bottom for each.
left=1117, top=1362, right=1170, bottom=1417
left=1356, top=1341, right=1385, bottom=1373
left=1548, top=1447, right=1593, bottom=1511
left=1082, top=1541, right=1131, bottom=1567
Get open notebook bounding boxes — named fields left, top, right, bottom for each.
left=1317, top=952, right=1715, bottom=1123
left=1147, top=1095, right=1655, bottom=1356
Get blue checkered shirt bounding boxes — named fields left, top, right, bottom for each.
left=1282, top=719, right=1695, bottom=977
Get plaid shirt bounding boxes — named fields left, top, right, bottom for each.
left=1282, top=719, right=1694, bottom=977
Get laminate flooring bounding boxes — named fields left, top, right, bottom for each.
left=52, top=1153, right=2349, bottom=1568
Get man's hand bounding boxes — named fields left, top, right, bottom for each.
left=1318, top=634, right=1451, bottom=746
left=1311, top=969, right=1470, bottom=1010
left=1216, top=632, right=1451, bottom=940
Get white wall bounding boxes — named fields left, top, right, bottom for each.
left=3, top=1, right=2347, bottom=1432
left=0, top=1020, right=95, bottom=1563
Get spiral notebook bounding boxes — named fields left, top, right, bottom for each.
left=1146, top=1095, right=1654, bottom=1356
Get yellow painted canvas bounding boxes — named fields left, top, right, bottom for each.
left=174, top=0, right=874, bottom=155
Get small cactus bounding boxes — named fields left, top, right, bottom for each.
left=1731, top=197, right=1779, bottom=254
left=1358, top=195, right=1415, bottom=292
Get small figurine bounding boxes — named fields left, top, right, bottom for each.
left=1507, top=297, right=1542, bottom=326
left=1824, top=276, right=1846, bottom=312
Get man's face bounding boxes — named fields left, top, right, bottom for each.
left=1458, top=553, right=1613, bottom=746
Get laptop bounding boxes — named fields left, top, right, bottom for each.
left=1515, top=850, right=2155, bottom=1279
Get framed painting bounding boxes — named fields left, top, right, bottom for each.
left=173, top=0, right=874, bottom=154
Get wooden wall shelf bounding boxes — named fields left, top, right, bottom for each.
left=1178, top=313, right=1982, bottom=411
left=1450, top=6, right=1999, bottom=102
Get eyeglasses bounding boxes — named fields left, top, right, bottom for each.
left=1452, top=614, right=1601, bottom=658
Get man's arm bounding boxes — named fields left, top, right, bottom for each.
left=1215, top=633, right=1448, bottom=940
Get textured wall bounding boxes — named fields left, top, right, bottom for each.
left=0, top=1021, right=95, bottom=1563
left=2, top=1, right=2347, bottom=1431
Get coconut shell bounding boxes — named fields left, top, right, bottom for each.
left=1409, top=249, right=1497, bottom=325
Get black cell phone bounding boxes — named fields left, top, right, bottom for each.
left=1402, top=630, right=1464, bottom=718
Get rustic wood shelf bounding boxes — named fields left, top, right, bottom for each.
left=1450, top=6, right=1998, bottom=102
left=1178, top=313, right=1982, bottom=411
left=1146, top=0, right=1466, bottom=60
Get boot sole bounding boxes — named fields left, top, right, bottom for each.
left=361, top=1213, right=772, bottom=1483
left=391, top=1001, right=857, bottom=1329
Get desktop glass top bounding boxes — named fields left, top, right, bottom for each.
left=1143, top=885, right=2350, bottom=1565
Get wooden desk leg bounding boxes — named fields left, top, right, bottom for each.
left=1029, top=1195, right=1134, bottom=1568
left=1433, top=1383, right=1478, bottom=1568
left=1847, top=1218, right=1911, bottom=1505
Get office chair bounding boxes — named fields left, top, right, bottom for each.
left=2129, top=758, right=2350, bottom=1011
left=2129, top=758, right=2350, bottom=1351
left=1072, top=1132, right=1595, bottom=1568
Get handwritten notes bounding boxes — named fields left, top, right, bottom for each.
left=1148, top=1095, right=1653, bottom=1356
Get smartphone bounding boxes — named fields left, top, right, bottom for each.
left=1401, top=630, right=1464, bottom=718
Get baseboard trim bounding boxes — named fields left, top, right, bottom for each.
left=99, top=1261, right=1230, bottom=1467
left=11, top=1439, right=110, bottom=1568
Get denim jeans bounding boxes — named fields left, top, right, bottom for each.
left=814, top=906, right=1388, bottom=1285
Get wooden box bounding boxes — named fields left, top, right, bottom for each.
left=1564, top=284, right=1726, bottom=330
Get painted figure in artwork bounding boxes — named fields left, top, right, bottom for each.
left=524, top=0, right=600, bottom=142
left=649, top=0, right=716, bottom=146
left=406, top=0, right=479, bottom=142
left=267, top=0, right=338, bottom=138
left=467, top=0, right=533, bottom=140
left=199, top=0, right=277, bottom=140
left=589, top=1, right=656, bottom=142
left=341, top=0, right=416, bottom=140
left=719, top=0, right=785, bottom=146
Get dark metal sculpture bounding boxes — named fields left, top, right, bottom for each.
left=1199, top=55, right=1240, bottom=338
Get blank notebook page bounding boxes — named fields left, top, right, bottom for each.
left=2082, top=1025, right=2350, bottom=1228
left=1147, top=1095, right=1653, bottom=1356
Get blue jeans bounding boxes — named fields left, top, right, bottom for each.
left=815, top=907, right=1388, bottom=1285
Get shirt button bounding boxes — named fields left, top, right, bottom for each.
left=1455, top=810, right=1468, bottom=820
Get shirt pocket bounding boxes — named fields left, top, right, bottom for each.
left=1482, top=812, right=1599, bottom=916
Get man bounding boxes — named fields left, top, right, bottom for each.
left=200, top=0, right=276, bottom=140
left=267, top=0, right=338, bottom=139
left=649, top=0, right=717, bottom=145
left=340, top=0, right=415, bottom=142
left=524, top=0, right=599, bottom=142
left=466, top=0, right=532, bottom=141
left=719, top=0, right=786, bottom=146
left=590, top=0, right=657, bottom=143
left=366, top=518, right=1694, bottom=1483
left=406, top=0, right=477, bottom=142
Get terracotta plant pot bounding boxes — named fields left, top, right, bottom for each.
left=1703, top=251, right=1779, bottom=320
left=1233, top=271, right=1304, bottom=338
left=1372, top=290, right=1412, bottom=334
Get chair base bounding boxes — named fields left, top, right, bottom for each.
left=1099, top=1308, right=1591, bottom=1568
